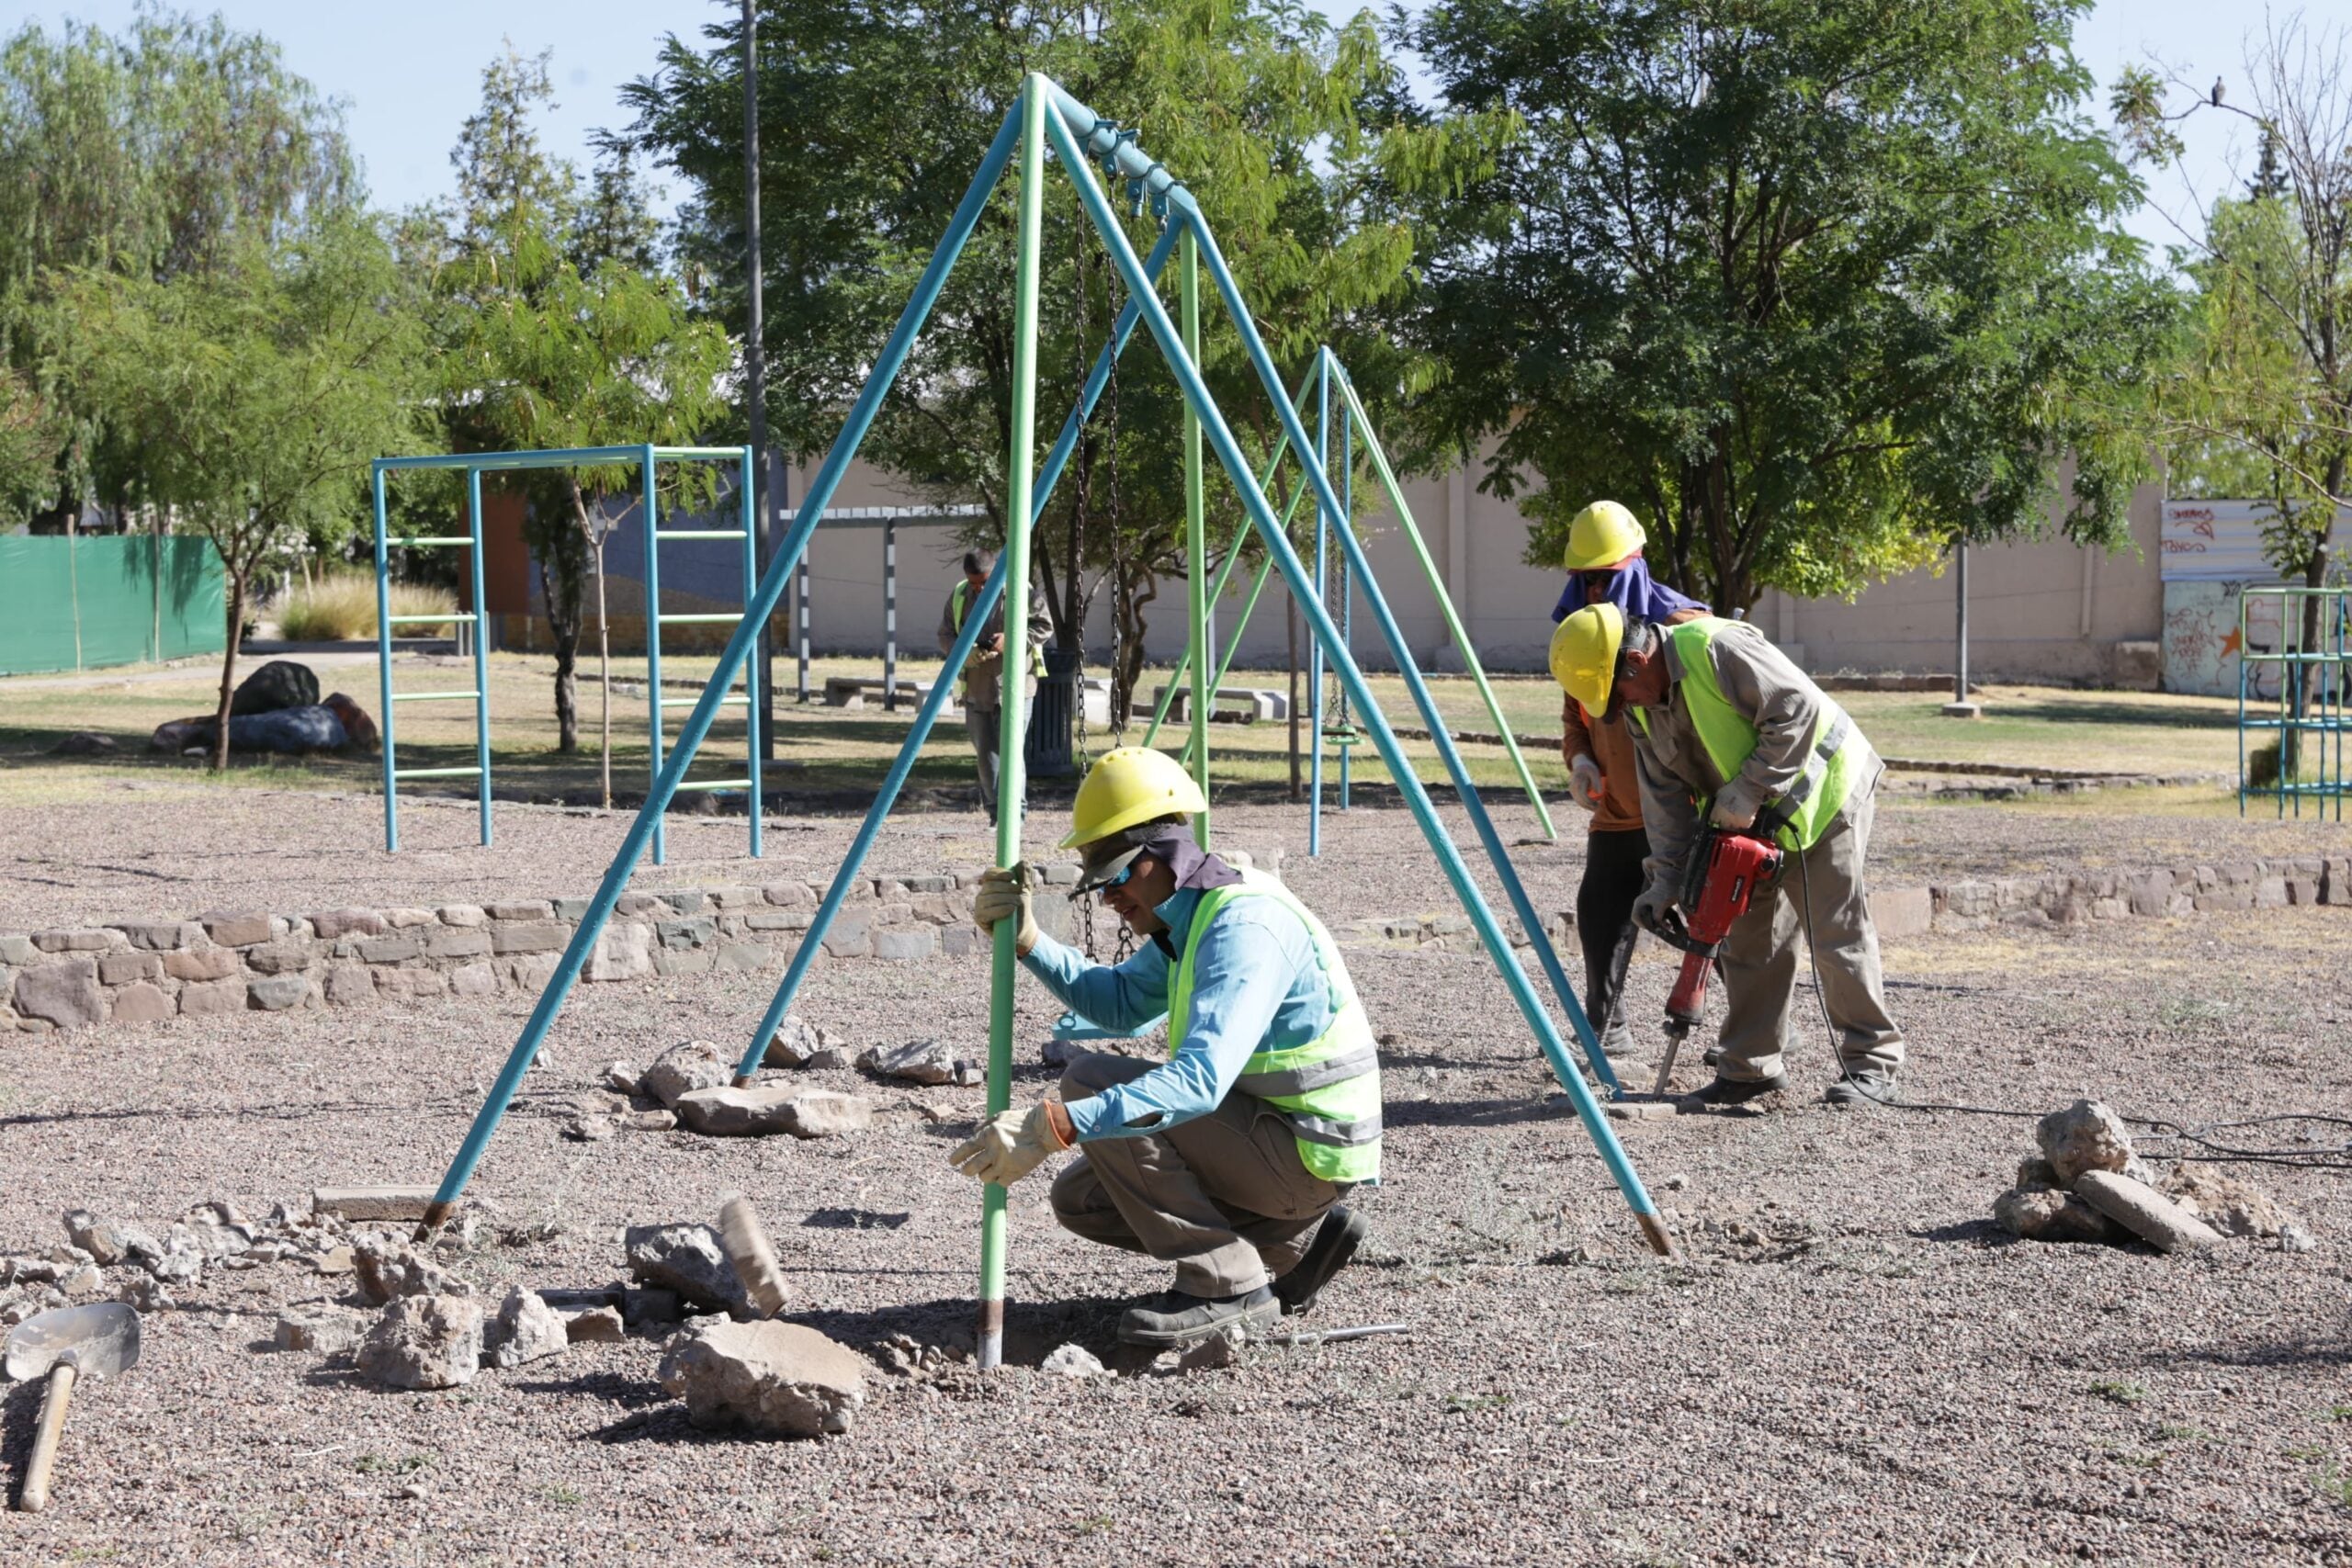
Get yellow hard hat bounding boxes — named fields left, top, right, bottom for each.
left=1550, top=603, right=1625, bottom=714
left=1060, top=745, right=1208, bottom=849
left=1561, top=500, right=1645, bottom=572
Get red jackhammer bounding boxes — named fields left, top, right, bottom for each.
left=1647, top=823, right=1782, bottom=1095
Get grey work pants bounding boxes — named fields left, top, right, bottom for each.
left=1048, top=1051, right=1346, bottom=1298
left=962, top=702, right=1030, bottom=818
left=1713, top=787, right=1905, bottom=1083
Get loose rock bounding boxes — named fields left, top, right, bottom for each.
left=2073, top=1171, right=2224, bottom=1254
left=353, top=1235, right=469, bottom=1305
left=763, top=1015, right=840, bottom=1068
left=2036, top=1100, right=2136, bottom=1185
left=857, top=1038, right=972, bottom=1087
left=276, top=1303, right=367, bottom=1355
left=2160, top=1166, right=2292, bottom=1239
left=483, top=1288, right=568, bottom=1370
left=564, top=1306, right=627, bottom=1343
left=673, top=1085, right=873, bottom=1139
left=601, top=1060, right=641, bottom=1096
left=2013, top=1156, right=2061, bottom=1190
left=356, top=1294, right=482, bottom=1390
left=642, top=1041, right=730, bottom=1108
left=624, top=1224, right=750, bottom=1316
left=656, top=1320, right=866, bottom=1438
left=1041, top=1343, right=1107, bottom=1380
left=563, top=1114, right=615, bottom=1143
left=1993, top=1186, right=2121, bottom=1245
left=62, top=1209, right=128, bottom=1266
left=1178, top=1330, right=1245, bottom=1371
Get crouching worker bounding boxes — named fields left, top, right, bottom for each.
left=949, top=746, right=1379, bottom=1348
left=1550, top=604, right=1905, bottom=1109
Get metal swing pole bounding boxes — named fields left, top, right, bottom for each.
left=1045, top=97, right=1656, bottom=1240
left=1329, top=357, right=1555, bottom=838
left=1309, top=351, right=1329, bottom=855
left=412, top=104, right=1028, bottom=1240
left=978, top=75, right=1048, bottom=1371
left=1181, top=227, right=1210, bottom=850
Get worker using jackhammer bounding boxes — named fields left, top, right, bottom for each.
left=1549, top=602, right=1905, bottom=1108
left=949, top=746, right=1379, bottom=1348
left=1550, top=501, right=1709, bottom=1069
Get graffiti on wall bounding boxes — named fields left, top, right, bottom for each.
left=2162, top=581, right=2287, bottom=697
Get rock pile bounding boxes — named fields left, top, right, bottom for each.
left=1991, top=1100, right=2301, bottom=1254
left=656, top=1320, right=867, bottom=1438
left=577, top=1035, right=876, bottom=1145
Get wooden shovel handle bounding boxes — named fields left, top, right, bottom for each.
left=18, top=1359, right=77, bottom=1513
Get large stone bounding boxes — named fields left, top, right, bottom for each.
left=491, top=922, right=569, bottom=956
left=2160, top=1167, right=2291, bottom=1240
left=2036, top=1100, right=2136, bottom=1185
left=313, top=1186, right=437, bottom=1222
left=199, top=910, right=273, bottom=948
left=15, top=958, right=104, bottom=1029
left=353, top=1234, right=470, bottom=1305
left=356, top=1295, right=482, bottom=1390
left=2074, top=1170, right=2224, bottom=1254
left=673, top=1086, right=872, bottom=1139
left=1993, top=1186, right=2122, bottom=1245
left=624, top=1224, right=750, bottom=1316
left=247, top=975, right=311, bottom=1011
left=276, top=1303, right=367, bottom=1355
left=108, top=983, right=175, bottom=1024
left=164, top=947, right=239, bottom=983
left=231, top=659, right=320, bottom=716
left=585, top=922, right=653, bottom=982
left=309, top=908, right=387, bottom=940
left=62, top=1210, right=127, bottom=1266
left=96, top=951, right=161, bottom=985
left=483, top=1288, right=569, bottom=1369
left=856, top=1038, right=969, bottom=1087
left=656, top=1320, right=865, bottom=1438
left=642, top=1041, right=730, bottom=1108
left=1041, top=1343, right=1108, bottom=1380
left=565, top=1305, right=627, bottom=1342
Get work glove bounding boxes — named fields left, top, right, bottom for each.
left=972, top=863, right=1040, bottom=955
left=1568, top=753, right=1604, bottom=811
left=948, top=1102, right=1070, bottom=1188
left=1631, top=880, right=1677, bottom=937
left=1709, top=794, right=1758, bottom=831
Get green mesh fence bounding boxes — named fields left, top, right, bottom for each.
left=0, top=536, right=225, bottom=674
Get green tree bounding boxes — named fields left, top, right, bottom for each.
left=428, top=46, right=729, bottom=776
left=0, top=8, right=356, bottom=525
left=47, top=217, right=424, bottom=768
left=1398, top=0, right=2177, bottom=613
left=0, top=367, right=65, bottom=522
left=2114, top=16, right=2349, bottom=764
left=622, top=0, right=1448, bottom=724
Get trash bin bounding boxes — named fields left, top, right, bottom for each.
left=1026, top=645, right=1080, bottom=779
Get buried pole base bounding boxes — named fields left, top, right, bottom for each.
left=410, top=1198, right=456, bottom=1246
left=1940, top=701, right=1982, bottom=719
left=1636, top=1212, right=1678, bottom=1259
left=977, top=1295, right=1004, bottom=1371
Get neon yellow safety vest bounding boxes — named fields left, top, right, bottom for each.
left=1165, top=870, right=1382, bottom=1185
left=1631, top=617, right=1861, bottom=855
left=950, top=581, right=1046, bottom=678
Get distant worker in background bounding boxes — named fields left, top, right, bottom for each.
left=953, top=747, right=1379, bottom=1348
left=939, top=550, right=1052, bottom=826
left=1551, top=502, right=1709, bottom=1068
left=1549, top=597, right=1904, bottom=1108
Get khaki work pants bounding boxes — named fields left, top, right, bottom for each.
left=962, top=701, right=1030, bottom=819
left=1049, top=1051, right=1346, bottom=1298
left=1713, top=787, right=1905, bottom=1083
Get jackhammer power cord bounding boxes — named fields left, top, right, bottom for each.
left=1791, top=851, right=2352, bottom=1172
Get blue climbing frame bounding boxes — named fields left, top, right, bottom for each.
left=369, top=445, right=762, bottom=861
left=413, top=77, right=1670, bottom=1325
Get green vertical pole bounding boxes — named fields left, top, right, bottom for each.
left=979, top=75, right=1046, bottom=1373
left=1330, top=360, right=1558, bottom=839
left=1182, top=228, right=1210, bottom=849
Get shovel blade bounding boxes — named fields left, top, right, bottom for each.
left=4, top=1303, right=141, bottom=1382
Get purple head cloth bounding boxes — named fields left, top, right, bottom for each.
left=1548, top=553, right=1709, bottom=625
left=1139, top=829, right=1245, bottom=893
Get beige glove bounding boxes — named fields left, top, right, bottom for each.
left=971, top=863, right=1039, bottom=955
left=948, top=1102, right=1070, bottom=1187
left=1568, top=753, right=1603, bottom=810
left=1632, top=879, right=1677, bottom=936
left=1709, top=794, right=1758, bottom=830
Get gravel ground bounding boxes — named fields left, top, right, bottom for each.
left=0, top=780, right=2334, bottom=933
left=0, top=891, right=2348, bottom=1563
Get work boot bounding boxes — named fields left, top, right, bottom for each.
left=1272, top=1207, right=1368, bottom=1317
left=1116, top=1284, right=1280, bottom=1348
left=1825, top=1066, right=1900, bottom=1109
left=1675, top=1071, right=1789, bottom=1111
left=1598, top=1016, right=1635, bottom=1057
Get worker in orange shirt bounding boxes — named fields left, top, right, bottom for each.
left=1551, top=502, right=1709, bottom=1065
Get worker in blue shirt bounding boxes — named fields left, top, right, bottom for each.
left=953, top=746, right=1381, bottom=1348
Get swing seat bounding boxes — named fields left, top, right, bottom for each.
left=1050, top=1009, right=1166, bottom=1043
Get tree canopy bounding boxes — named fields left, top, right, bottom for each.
left=1396, top=0, right=2177, bottom=611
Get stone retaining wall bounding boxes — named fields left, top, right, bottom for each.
left=4, top=852, right=2343, bottom=1034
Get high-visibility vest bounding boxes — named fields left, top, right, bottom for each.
left=950, top=581, right=1046, bottom=677
left=1166, top=870, right=1382, bottom=1184
left=1631, top=617, right=1862, bottom=854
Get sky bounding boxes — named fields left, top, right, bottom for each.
left=31, top=0, right=2280, bottom=265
